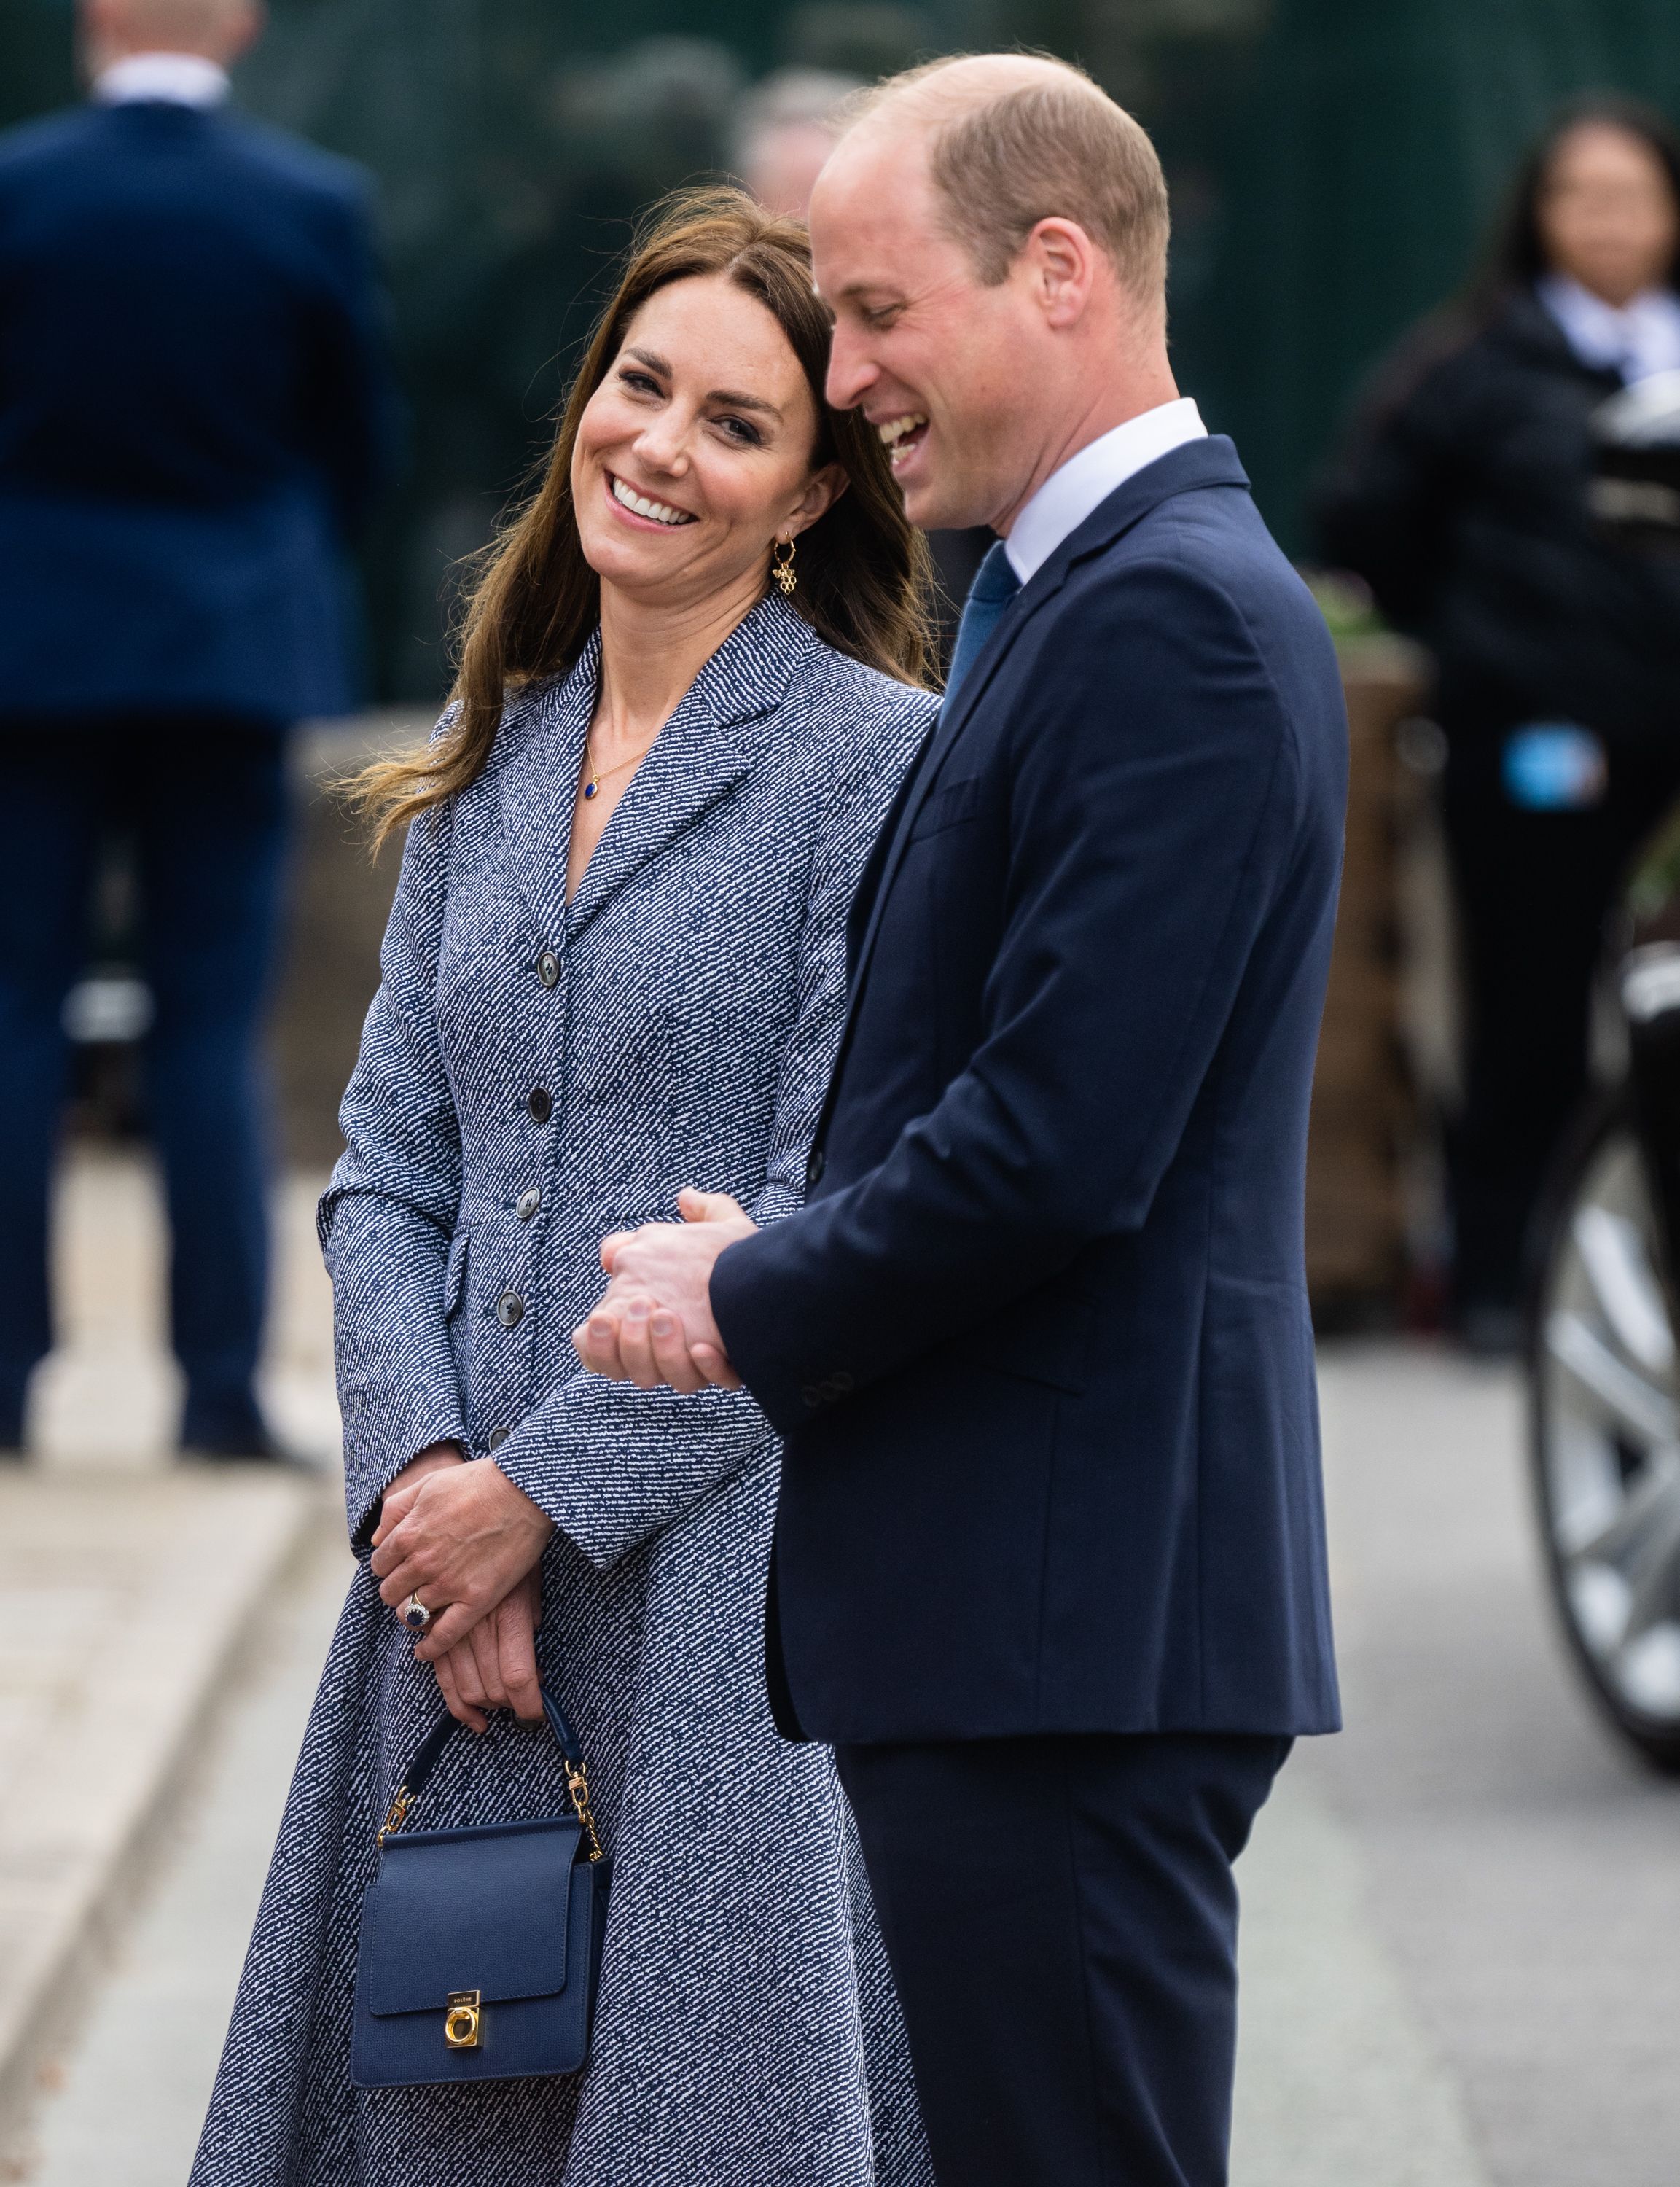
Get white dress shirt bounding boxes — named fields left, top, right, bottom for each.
left=1003, top=396, right=1208, bottom=585
left=1536, top=272, right=1680, bottom=384
left=92, top=53, right=230, bottom=108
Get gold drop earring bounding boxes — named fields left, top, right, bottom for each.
left=771, top=538, right=797, bottom=596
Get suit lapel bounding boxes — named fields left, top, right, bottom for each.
left=497, top=596, right=818, bottom=948
left=834, top=435, right=1253, bottom=1056
left=494, top=650, right=595, bottom=951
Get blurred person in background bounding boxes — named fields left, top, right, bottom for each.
left=732, top=64, right=862, bottom=220
left=0, top=0, right=400, bottom=1458
left=734, top=65, right=991, bottom=650
left=1318, top=97, right=1680, bottom=1352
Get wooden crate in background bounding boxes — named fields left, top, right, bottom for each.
left=1306, top=637, right=1431, bottom=1315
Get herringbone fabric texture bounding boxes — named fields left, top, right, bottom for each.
left=190, top=596, right=938, bottom=2186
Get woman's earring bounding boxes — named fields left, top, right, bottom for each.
left=771, top=537, right=797, bottom=597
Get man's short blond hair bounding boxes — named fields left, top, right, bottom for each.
left=850, top=56, right=1171, bottom=301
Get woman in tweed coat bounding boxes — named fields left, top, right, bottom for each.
left=192, top=192, right=939, bottom=2186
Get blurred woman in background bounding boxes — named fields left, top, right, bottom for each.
left=1319, top=97, right=1680, bottom=1350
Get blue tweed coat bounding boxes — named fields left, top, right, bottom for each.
left=192, top=596, right=938, bottom=2186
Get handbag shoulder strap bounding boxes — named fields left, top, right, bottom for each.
left=378, top=1683, right=603, bottom=1863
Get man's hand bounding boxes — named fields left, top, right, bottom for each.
left=370, top=1455, right=554, bottom=1657
left=431, top=1569, right=544, bottom=1732
left=574, top=1188, right=756, bottom=1392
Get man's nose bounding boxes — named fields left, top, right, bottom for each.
left=825, top=323, right=876, bottom=413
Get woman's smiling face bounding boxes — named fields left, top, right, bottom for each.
left=572, top=273, right=841, bottom=609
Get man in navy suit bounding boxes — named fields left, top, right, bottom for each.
left=578, top=54, right=1345, bottom=2186
left=0, top=0, right=399, bottom=1458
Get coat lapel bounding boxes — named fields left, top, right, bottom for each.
left=837, top=435, right=1252, bottom=1043
left=496, top=596, right=821, bottom=948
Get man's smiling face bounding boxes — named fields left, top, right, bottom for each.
left=810, top=124, right=1044, bottom=534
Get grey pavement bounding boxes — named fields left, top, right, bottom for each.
left=15, top=1518, right=351, bottom=2187
left=7, top=1159, right=1678, bottom=2183
left=1275, top=1345, right=1680, bottom=2187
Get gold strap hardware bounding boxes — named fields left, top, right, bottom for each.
left=565, top=1760, right=604, bottom=1863
left=444, top=1990, right=482, bottom=2048
left=377, top=1786, right=411, bottom=1847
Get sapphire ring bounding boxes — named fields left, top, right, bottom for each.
left=402, top=1592, right=432, bottom=1634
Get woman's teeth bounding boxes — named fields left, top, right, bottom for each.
left=611, top=475, right=695, bottom=526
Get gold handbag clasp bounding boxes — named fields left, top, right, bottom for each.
left=444, top=1990, right=481, bottom=2048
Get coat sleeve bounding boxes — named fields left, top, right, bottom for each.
left=318, top=792, right=467, bottom=1548
left=711, top=563, right=1317, bottom=1435
left=488, top=702, right=930, bottom=1570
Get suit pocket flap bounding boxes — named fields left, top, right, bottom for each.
left=364, top=1817, right=580, bottom=2015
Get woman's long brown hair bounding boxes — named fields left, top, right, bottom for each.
left=356, top=186, right=937, bottom=849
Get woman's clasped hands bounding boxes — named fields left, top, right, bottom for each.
left=370, top=1443, right=555, bottom=1732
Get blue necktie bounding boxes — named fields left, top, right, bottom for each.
left=945, top=541, right=1022, bottom=703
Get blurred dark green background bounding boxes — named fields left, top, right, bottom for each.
left=7, top=0, right=1680, bottom=700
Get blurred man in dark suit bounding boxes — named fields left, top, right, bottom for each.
left=0, top=0, right=401, bottom=1459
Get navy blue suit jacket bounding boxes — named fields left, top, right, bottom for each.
left=712, top=437, right=1348, bottom=1745
left=0, top=100, right=401, bottom=725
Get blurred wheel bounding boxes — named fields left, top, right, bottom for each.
left=1531, top=1096, right=1680, bottom=1770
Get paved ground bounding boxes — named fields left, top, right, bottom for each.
left=1272, top=1346, right=1680, bottom=2187
left=7, top=1155, right=1679, bottom=2183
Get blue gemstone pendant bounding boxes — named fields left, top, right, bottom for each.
left=582, top=780, right=598, bottom=800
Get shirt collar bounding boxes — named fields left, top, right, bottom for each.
left=1003, top=397, right=1208, bottom=585
left=93, top=54, right=230, bottom=109
left=1536, top=273, right=1680, bottom=384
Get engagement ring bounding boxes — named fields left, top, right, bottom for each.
left=402, top=1592, right=432, bottom=1634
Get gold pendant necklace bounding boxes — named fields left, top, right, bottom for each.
left=581, top=731, right=653, bottom=803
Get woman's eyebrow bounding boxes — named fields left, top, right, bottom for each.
left=623, top=346, right=781, bottom=421
left=708, top=387, right=783, bottom=418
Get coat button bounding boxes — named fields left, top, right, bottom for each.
left=497, top=1291, right=525, bottom=1329
left=536, top=950, right=560, bottom=989
left=805, top=1147, right=826, bottom=1188
left=486, top=1426, right=509, bottom=1450
left=527, top=1088, right=552, bottom=1124
left=517, top=1188, right=542, bottom=1221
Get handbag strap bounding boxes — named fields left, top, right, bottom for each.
left=378, top=1682, right=603, bottom=1863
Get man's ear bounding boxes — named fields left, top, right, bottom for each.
left=1026, top=217, right=1099, bottom=330
left=788, top=460, right=850, bottom=537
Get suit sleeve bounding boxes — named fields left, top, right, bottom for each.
left=318, top=790, right=467, bottom=1548
left=490, top=706, right=931, bottom=1570
left=711, top=564, right=1310, bottom=1434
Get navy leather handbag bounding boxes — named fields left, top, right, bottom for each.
left=350, top=1684, right=611, bottom=2089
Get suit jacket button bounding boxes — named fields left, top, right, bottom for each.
left=805, top=1147, right=826, bottom=1188
left=800, top=1383, right=824, bottom=1408
left=497, top=1291, right=525, bottom=1329
left=527, top=1088, right=552, bottom=1124
left=536, top=950, right=560, bottom=989
left=486, top=1426, right=509, bottom=1450
left=517, top=1188, right=542, bottom=1221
